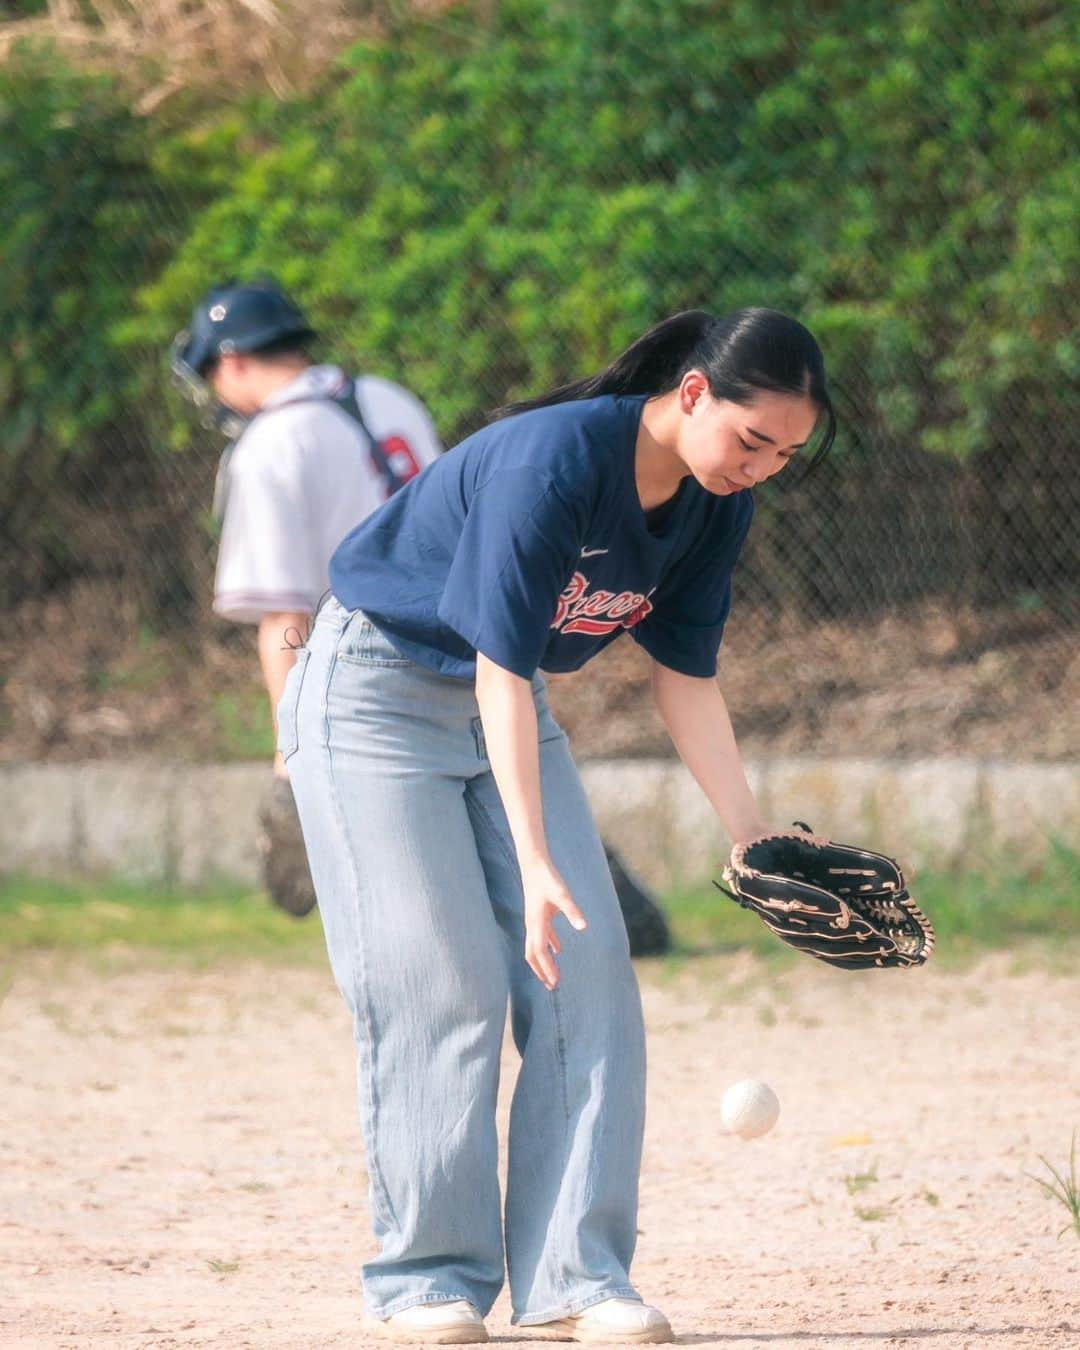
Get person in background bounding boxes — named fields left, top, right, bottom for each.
left=171, top=279, right=440, bottom=915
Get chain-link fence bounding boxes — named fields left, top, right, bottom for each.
left=1, top=0, right=1077, bottom=765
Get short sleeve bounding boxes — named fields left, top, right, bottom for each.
left=402, top=393, right=442, bottom=469
left=631, top=495, right=754, bottom=677
left=437, top=469, right=585, bottom=678
left=213, top=436, right=324, bottom=624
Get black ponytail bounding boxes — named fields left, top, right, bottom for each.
left=496, top=306, right=836, bottom=466
left=497, top=311, right=715, bottom=414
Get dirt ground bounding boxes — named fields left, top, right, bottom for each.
left=2, top=952, right=1078, bottom=1350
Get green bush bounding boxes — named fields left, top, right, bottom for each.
left=3, top=2, right=1076, bottom=615
left=129, top=0, right=1077, bottom=454
left=0, top=51, right=166, bottom=451
left=0, top=47, right=186, bottom=600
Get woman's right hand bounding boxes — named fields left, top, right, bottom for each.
left=520, top=854, right=588, bottom=991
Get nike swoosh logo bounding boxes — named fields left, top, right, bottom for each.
left=580, top=547, right=609, bottom=558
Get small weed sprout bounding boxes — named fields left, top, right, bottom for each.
left=1027, top=1130, right=1080, bottom=1241
left=844, top=1162, right=879, bottom=1196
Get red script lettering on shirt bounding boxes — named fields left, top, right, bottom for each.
left=551, top=571, right=655, bottom=636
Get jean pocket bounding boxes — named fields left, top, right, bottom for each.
left=276, top=648, right=312, bottom=761
left=336, top=614, right=414, bottom=668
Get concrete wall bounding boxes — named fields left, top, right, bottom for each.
left=1, top=756, right=1075, bottom=892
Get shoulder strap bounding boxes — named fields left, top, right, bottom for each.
left=329, top=379, right=412, bottom=498
left=236, top=375, right=412, bottom=500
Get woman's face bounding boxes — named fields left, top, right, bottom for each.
left=676, top=372, right=820, bottom=496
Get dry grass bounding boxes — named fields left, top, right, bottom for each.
left=1, top=579, right=1076, bottom=766
left=0, top=1, right=452, bottom=110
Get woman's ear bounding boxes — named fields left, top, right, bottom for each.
left=678, top=368, right=710, bottom=414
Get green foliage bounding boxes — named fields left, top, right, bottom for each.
left=7, top=2, right=1078, bottom=453
left=0, top=48, right=165, bottom=465
left=3, top=2, right=1077, bottom=610
left=0, top=44, right=195, bottom=602
left=129, top=0, right=1077, bottom=451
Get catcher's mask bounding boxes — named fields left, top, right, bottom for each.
left=169, top=278, right=317, bottom=439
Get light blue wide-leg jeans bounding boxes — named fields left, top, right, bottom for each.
left=276, top=597, right=646, bottom=1324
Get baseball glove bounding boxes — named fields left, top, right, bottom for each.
left=257, top=775, right=317, bottom=919
left=716, top=824, right=934, bottom=970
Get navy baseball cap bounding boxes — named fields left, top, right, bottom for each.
left=171, top=278, right=317, bottom=389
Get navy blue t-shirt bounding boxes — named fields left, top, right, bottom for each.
left=329, top=394, right=754, bottom=680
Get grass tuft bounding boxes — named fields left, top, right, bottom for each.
left=1027, top=1130, right=1080, bottom=1241
left=843, top=1163, right=879, bottom=1196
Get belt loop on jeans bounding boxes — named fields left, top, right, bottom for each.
left=314, top=593, right=352, bottom=634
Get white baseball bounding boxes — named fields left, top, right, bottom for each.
left=721, top=1079, right=780, bottom=1139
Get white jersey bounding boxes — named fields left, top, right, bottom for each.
left=213, top=364, right=441, bottom=623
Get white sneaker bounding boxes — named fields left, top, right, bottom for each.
left=365, top=1300, right=489, bottom=1344
left=531, top=1296, right=674, bottom=1343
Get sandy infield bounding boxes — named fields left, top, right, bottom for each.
left=2, top=950, right=1077, bottom=1349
